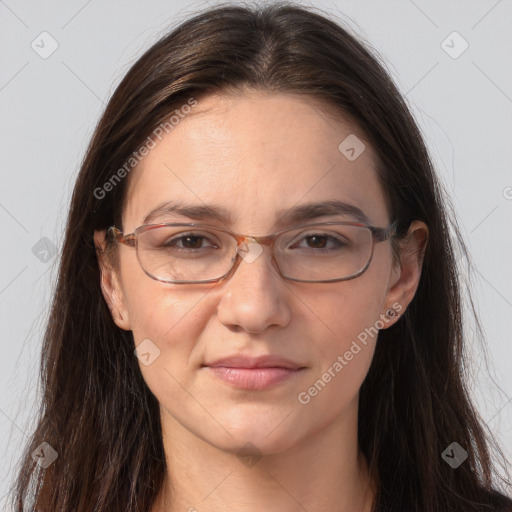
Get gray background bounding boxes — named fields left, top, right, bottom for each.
left=1, top=0, right=511, bottom=505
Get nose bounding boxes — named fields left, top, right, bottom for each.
left=215, top=242, right=291, bottom=333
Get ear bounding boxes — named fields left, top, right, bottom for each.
left=93, top=229, right=132, bottom=331
left=380, top=220, right=429, bottom=327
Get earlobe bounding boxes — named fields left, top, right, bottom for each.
left=93, top=229, right=132, bottom=331
left=381, top=220, right=429, bottom=327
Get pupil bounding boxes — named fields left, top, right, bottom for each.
left=183, top=236, right=202, bottom=249
left=308, top=235, right=327, bottom=248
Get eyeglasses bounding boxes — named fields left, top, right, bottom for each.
left=105, top=220, right=399, bottom=284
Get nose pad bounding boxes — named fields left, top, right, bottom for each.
left=236, top=237, right=264, bottom=264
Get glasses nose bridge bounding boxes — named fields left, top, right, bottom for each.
left=227, top=232, right=281, bottom=280
left=233, top=232, right=277, bottom=248
left=232, top=232, right=280, bottom=269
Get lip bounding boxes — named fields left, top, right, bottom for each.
left=203, top=355, right=306, bottom=391
left=204, top=354, right=304, bottom=370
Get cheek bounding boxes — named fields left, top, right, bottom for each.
left=122, top=271, right=210, bottom=376
left=125, top=285, right=218, bottom=422
left=308, top=277, right=384, bottom=356
left=120, top=248, right=204, bottom=343
left=298, top=279, right=386, bottom=408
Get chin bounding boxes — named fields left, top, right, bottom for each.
left=200, top=421, right=304, bottom=458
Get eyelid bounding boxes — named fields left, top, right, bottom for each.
left=137, top=220, right=367, bottom=239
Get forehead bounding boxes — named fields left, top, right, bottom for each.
left=122, top=91, right=388, bottom=233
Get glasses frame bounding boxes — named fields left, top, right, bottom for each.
left=105, top=219, right=399, bottom=284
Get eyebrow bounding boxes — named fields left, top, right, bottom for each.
left=141, top=199, right=371, bottom=228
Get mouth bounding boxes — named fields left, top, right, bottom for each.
left=202, top=354, right=306, bottom=391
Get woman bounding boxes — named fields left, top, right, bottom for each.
left=10, top=2, right=512, bottom=511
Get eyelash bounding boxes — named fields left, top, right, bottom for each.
left=164, top=232, right=347, bottom=252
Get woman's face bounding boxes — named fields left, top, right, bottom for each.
left=95, top=91, right=417, bottom=456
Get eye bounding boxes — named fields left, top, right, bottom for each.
left=290, top=232, right=348, bottom=252
left=163, top=232, right=220, bottom=250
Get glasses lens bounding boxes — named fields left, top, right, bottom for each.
left=276, top=224, right=373, bottom=281
left=137, top=225, right=236, bottom=282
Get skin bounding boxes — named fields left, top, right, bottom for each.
left=94, top=90, right=428, bottom=512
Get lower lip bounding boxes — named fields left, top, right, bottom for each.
left=206, top=366, right=303, bottom=390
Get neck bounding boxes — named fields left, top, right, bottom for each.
left=152, top=400, right=376, bottom=512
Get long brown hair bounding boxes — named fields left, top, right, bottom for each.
left=9, top=2, right=512, bottom=511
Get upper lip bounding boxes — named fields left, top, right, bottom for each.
left=203, top=354, right=304, bottom=370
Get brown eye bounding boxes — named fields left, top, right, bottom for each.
left=290, top=233, right=347, bottom=252
left=163, top=233, right=219, bottom=250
